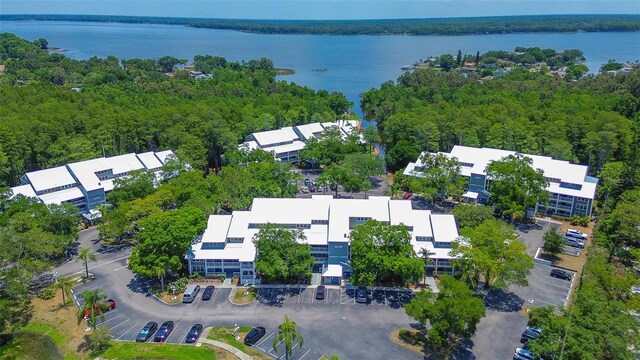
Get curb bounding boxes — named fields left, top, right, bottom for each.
left=147, top=289, right=181, bottom=305
left=228, top=287, right=255, bottom=306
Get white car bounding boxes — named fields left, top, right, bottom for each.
left=565, top=229, right=588, bottom=240
left=564, top=237, right=585, bottom=248
left=300, top=186, right=309, bottom=193
left=513, top=347, right=535, bottom=360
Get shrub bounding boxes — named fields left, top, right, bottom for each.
left=168, top=278, right=188, bottom=293
left=570, top=215, right=589, bottom=227
left=38, top=287, right=55, bottom=300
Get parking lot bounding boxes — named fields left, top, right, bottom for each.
left=255, top=286, right=414, bottom=309
left=250, top=327, right=326, bottom=360
left=71, top=274, right=233, bottom=345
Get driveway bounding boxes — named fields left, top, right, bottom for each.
left=65, top=258, right=421, bottom=360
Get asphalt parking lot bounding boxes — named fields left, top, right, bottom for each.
left=467, top=219, right=578, bottom=360
left=255, top=286, right=414, bottom=309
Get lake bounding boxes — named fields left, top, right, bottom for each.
left=2, top=21, right=640, bottom=116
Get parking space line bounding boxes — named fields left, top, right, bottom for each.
left=100, top=314, right=124, bottom=325
left=269, top=339, right=285, bottom=354
left=164, top=327, right=179, bottom=343
left=299, top=349, right=313, bottom=360
left=178, top=327, right=192, bottom=344
left=255, top=332, right=274, bottom=348
left=210, top=289, right=218, bottom=303
left=532, top=298, right=561, bottom=306
left=278, top=342, right=299, bottom=359
left=116, top=321, right=140, bottom=340
left=109, top=318, right=130, bottom=331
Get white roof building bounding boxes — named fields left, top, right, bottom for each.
left=11, top=150, right=175, bottom=214
left=190, top=196, right=460, bottom=278
left=240, top=120, right=361, bottom=162
left=403, top=145, right=598, bottom=216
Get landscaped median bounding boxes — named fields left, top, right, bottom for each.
left=230, top=287, right=258, bottom=305
left=101, top=341, right=223, bottom=359
left=206, top=326, right=272, bottom=359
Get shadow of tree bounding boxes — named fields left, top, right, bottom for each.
left=484, top=289, right=524, bottom=312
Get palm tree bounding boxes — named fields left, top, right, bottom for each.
left=54, top=276, right=74, bottom=306
left=418, top=248, right=435, bottom=285
left=155, top=265, right=167, bottom=293
left=273, top=315, right=304, bottom=360
left=77, top=288, right=107, bottom=330
left=78, top=248, right=97, bottom=279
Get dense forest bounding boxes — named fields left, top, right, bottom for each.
left=0, top=33, right=351, bottom=186
left=361, top=66, right=640, bottom=173
left=1, top=14, right=640, bottom=35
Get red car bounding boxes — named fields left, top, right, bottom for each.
left=402, top=192, right=413, bottom=200
left=84, top=299, right=116, bottom=317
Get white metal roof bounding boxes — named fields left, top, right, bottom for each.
left=296, top=123, right=325, bottom=141
left=106, top=153, right=146, bottom=175
left=9, top=184, right=37, bottom=199
left=431, top=215, right=459, bottom=243
left=154, top=150, right=175, bottom=164
left=322, top=264, right=342, bottom=277
left=249, top=197, right=330, bottom=226
left=406, top=146, right=598, bottom=200
left=66, top=158, right=110, bottom=192
left=191, top=195, right=459, bottom=263
left=252, top=127, right=298, bottom=147
left=462, top=191, right=479, bottom=199
left=38, top=187, right=85, bottom=205
left=25, top=166, right=77, bottom=192
left=136, top=151, right=163, bottom=170
left=266, top=141, right=307, bottom=155
left=328, top=196, right=392, bottom=242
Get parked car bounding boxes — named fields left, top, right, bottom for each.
left=565, top=229, right=588, bottom=240
left=356, top=286, right=368, bottom=303
left=526, top=325, right=542, bottom=335
left=154, top=321, right=175, bottom=342
left=520, top=328, right=540, bottom=343
left=202, top=286, right=215, bottom=300
left=329, top=184, right=337, bottom=191
left=316, top=185, right=323, bottom=192
left=304, top=178, right=311, bottom=186
left=185, top=323, right=203, bottom=343
left=402, top=192, right=413, bottom=200
left=244, top=326, right=266, bottom=346
left=564, top=237, right=585, bottom=248
left=513, top=347, right=535, bottom=360
left=550, top=269, right=573, bottom=281
left=84, top=298, right=116, bottom=317
left=135, top=322, right=158, bottom=342
left=315, top=285, right=326, bottom=300
left=300, top=186, right=309, bottom=193
left=309, top=184, right=316, bottom=192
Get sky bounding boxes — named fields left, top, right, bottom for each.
left=1, top=0, right=639, bottom=20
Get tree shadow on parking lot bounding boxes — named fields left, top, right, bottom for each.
left=484, top=289, right=524, bottom=312
left=255, top=288, right=284, bottom=307
left=451, top=338, right=477, bottom=360
left=126, top=275, right=153, bottom=294
left=514, top=222, right=543, bottom=233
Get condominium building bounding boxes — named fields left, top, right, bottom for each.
left=10, top=150, right=175, bottom=221
left=240, top=120, right=360, bottom=162
left=188, top=195, right=459, bottom=285
left=403, top=146, right=598, bottom=217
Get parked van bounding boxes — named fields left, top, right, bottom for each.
left=183, top=285, right=200, bottom=303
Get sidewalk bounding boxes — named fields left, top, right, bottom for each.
left=198, top=327, right=252, bottom=360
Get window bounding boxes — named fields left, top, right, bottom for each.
left=416, top=236, right=433, bottom=241
left=460, top=162, right=474, bottom=167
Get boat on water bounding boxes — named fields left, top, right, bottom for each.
left=401, top=65, right=414, bottom=71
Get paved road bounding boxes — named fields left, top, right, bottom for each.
left=65, top=257, right=420, bottom=360
left=56, top=227, right=132, bottom=278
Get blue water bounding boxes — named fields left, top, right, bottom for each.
left=2, top=21, right=639, bottom=116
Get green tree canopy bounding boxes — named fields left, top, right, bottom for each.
left=542, top=227, right=565, bottom=256
left=349, top=220, right=423, bottom=286
left=404, top=275, right=486, bottom=354
left=452, top=203, right=494, bottom=229
left=452, top=219, right=533, bottom=289
left=107, top=170, right=156, bottom=207
left=414, top=152, right=466, bottom=201
left=486, top=154, right=550, bottom=219
left=128, top=206, right=206, bottom=278
left=252, top=224, right=314, bottom=284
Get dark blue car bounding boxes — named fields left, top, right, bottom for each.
left=154, top=321, right=175, bottom=342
